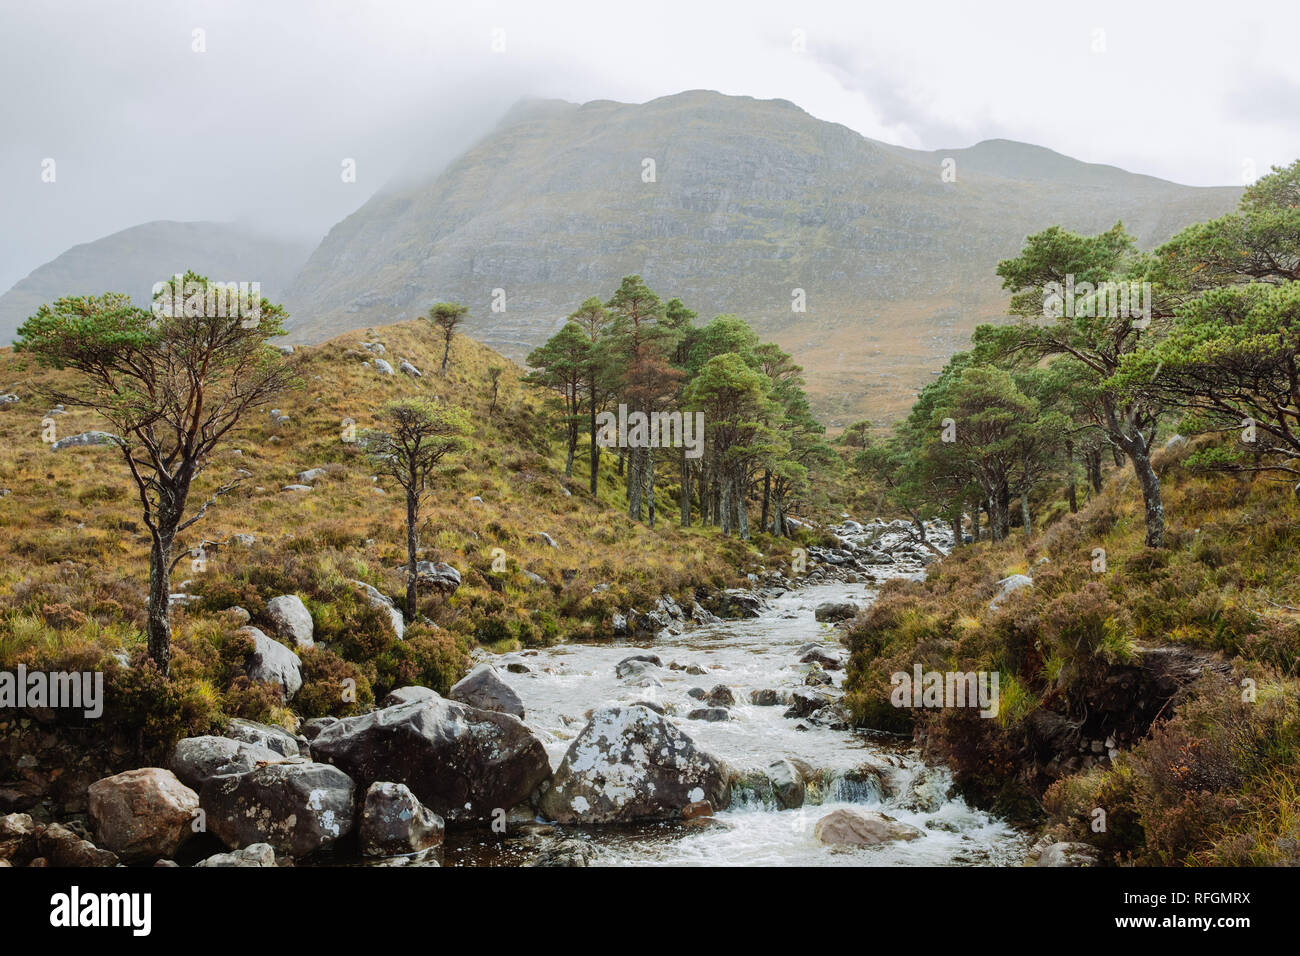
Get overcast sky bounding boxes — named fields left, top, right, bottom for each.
left=2, top=0, right=1297, bottom=292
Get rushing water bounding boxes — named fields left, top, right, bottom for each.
left=444, top=577, right=1028, bottom=867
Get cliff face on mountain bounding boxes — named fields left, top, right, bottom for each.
left=282, top=90, right=1240, bottom=421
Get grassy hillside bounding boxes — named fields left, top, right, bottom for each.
left=843, top=436, right=1300, bottom=864
left=0, top=318, right=766, bottom=771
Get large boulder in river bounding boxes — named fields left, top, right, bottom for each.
left=813, top=808, right=923, bottom=846
left=814, top=601, right=858, bottom=622
left=200, top=762, right=354, bottom=858
left=539, top=704, right=730, bottom=824
left=264, top=595, right=314, bottom=648
left=449, top=664, right=524, bottom=719
left=169, top=735, right=288, bottom=790
left=309, top=697, right=551, bottom=823
left=359, top=782, right=445, bottom=857
left=87, top=768, right=199, bottom=861
left=715, top=589, right=763, bottom=619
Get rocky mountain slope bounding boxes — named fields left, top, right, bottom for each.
left=283, top=90, right=1241, bottom=422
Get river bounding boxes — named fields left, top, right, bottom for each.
left=443, top=576, right=1028, bottom=867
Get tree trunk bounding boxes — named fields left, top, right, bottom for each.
left=1129, top=440, right=1165, bottom=548
left=564, top=417, right=576, bottom=478
left=440, top=334, right=451, bottom=376
left=405, top=486, right=420, bottom=621
left=146, top=531, right=174, bottom=676
left=1066, top=440, right=1078, bottom=513
left=720, top=470, right=733, bottom=536
left=760, top=469, right=771, bottom=533
left=1087, top=446, right=1103, bottom=494
left=589, top=401, right=599, bottom=495
left=646, top=446, right=656, bottom=529
left=627, top=448, right=642, bottom=521
left=680, top=456, right=690, bottom=528
left=735, top=473, right=749, bottom=540
left=951, top=514, right=962, bottom=547
left=1020, top=490, right=1031, bottom=536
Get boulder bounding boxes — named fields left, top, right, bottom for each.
left=264, top=594, right=314, bottom=648
left=800, top=646, right=844, bottom=670
left=222, top=718, right=303, bottom=757
left=539, top=704, right=730, bottom=823
left=241, top=626, right=302, bottom=700
left=449, top=664, right=525, bottom=719
left=380, top=686, right=440, bottom=708
left=49, top=431, right=122, bottom=452
left=705, top=684, right=735, bottom=707
left=297, top=467, right=328, bottom=483
left=768, top=758, right=805, bottom=809
left=309, top=697, right=551, bottom=823
left=169, top=735, right=289, bottom=790
left=398, top=360, right=422, bottom=377
left=414, top=561, right=461, bottom=594
left=195, top=843, right=278, bottom=867
left=989, top=574, right=1034, bottom=610
left=200, top=762, right=354, bottom=857
left=615, top=656, right=662, bottom=680
left=814, top=601, right=858, bottom=622
left=716, top=589, right=763, bottom=618
left=373, top=358, right=394, bottom=375
left=37, top=823, right=118, bottom=867
left=687, top=707, right=731, bottom=722
left=359, top=782, right=445, bottom=857
left=300, top=717, right=340, bottom=741
left=530, top=838, right=598, bottom=867
left=813, top=808, right=923, bottom=846
left=749, top=689, right=783, bottom=706
left=87, top=768, right=199, bottom=861
left=784, top=687, right=837, bottom=719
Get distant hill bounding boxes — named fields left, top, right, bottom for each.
left=0, top=221, right=312, bottom=345
left=282, top=90, right=1241, bottom=422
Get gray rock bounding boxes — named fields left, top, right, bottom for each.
left=373, top=358, right=394, bottom=375
left=282, top=483, right=312, bottom=492
left=414, top=561, right=461, bottom=594
left=814, top=808, right=923, bottom=846
left=240, top=626, right=302, bottom=700
left=297, top=467, right=328, bottom=483
left=169, top=735, right=289, bottom=790
left=360, top=782, right=445, bottom=857
left=1038, top=841, right=1100, bottom=867
left=222, top=717, right=303, bottom=758
left=264, top=594, right=314, bottom=648
left=687, top=707, right=732, bottom=722
left=533, top=531, right=559, bottom=549
left=352, top=580, right=404, bottom=639
left=49, top=431, right=122, bottom=452
left=814, top=601, right=858, bottom=622
left=530, top=837, right=598, bottom=867
left=398, top=360, right=422, bottom=377
left=705, top=684, right=735, bottom=707
left=380, top=686, right=440, bottom=708
left=768, top=758, right=805, bottom=809
left=449, top=664, right=525, bottom=718
left=989, top=574, right=1034, bottom=610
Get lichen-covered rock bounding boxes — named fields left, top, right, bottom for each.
left=379, top=686, right=439, bottom=708
left=194, top=843, right=278, bottom=867
left=200, top=762, right=354, bottom=858
left=87, top=768, right=199, bottom=861
left=414, top=561, right=461, bottom=594
left=221, top=718, right=303, bottom=757
left=0, top=813, right=38, bottom=862
left=359, top=782, right=445, bottom=857
left=449, top=664, right=524, bottom=719
left=309, top=697, right=551, bottom=824
left=37, top=822, right=119, bottom=867
left=169, top=735, right=290, bottom=790
left=539, top=704, right=730, bottom=824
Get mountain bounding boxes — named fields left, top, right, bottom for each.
left=283, top=90, right=1241, bottom=422
left=0, top=221, right=313, bottom=344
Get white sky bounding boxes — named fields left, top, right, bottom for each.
left=1, top=0, right=1297, bottom=291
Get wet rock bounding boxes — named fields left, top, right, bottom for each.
left=530, top=838, right=598, bottom=867
left=169, top=735, right=289, bottom=790
left=705, top=684, right=735, bottom=707
left=682, top=800, right=714, bottom=820
left=299, top=717, right=340, bottom=742
left=264, top=594, right=314, bottom=648
left=814, top=808, right=923, bottom=846
left=749, top=689, right=783, bottom=706
left=804, top=664, right=833, bottom=686
left=309, top=697, right=551, bottom=824
left=449, top=664, right=525, bottom=719
left=359, top=782, right=445, bottom=857
left=195, top=843, right=278, bottom=867
left=1038, top=842, right=1100, bottom=867
left=715, top=589, right=763, bottom=619
left=687, top=707, right=731, bottom=722
left=200, top=762, right=354, bottom=858
left=784, top=687, right=837, bottom=719
left=240, top=626, right=302, bottom=700
left=768, top=758, right=805, bottom=809
left=686, top=687, right=707, bottom=700
left=222, top=718, right=303, bottom=758
left=616, top=654, right=663, bottom=676
left=814, top=601, right=858, bottom=622
left=88, top=768, right=199, bottom=861
left=799, top=646, right=844, bottom=670
left=539, top=704, right=730, bottom=823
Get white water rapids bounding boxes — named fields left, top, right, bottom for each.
left=448, top=577, right=1028, bottom=866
